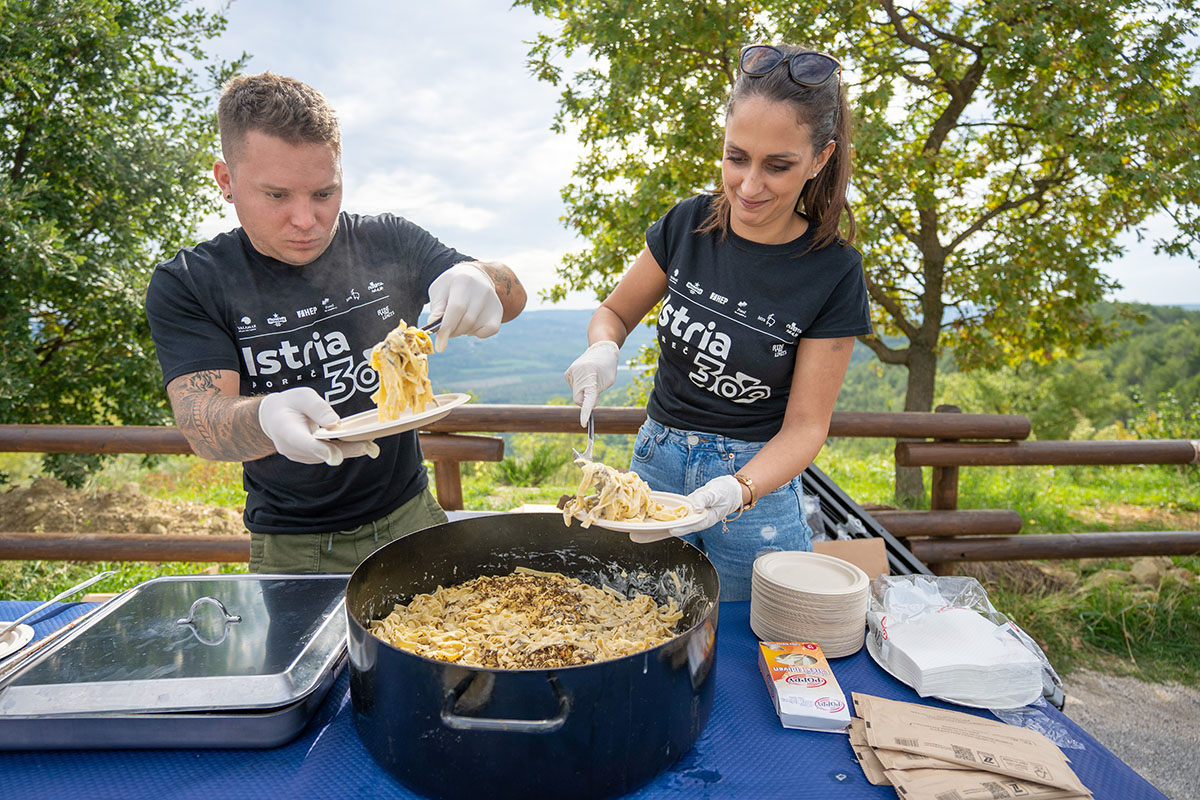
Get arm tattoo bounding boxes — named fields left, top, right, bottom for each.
left=474, top=260, right=516, bottom=299
left=168, top=370, right=274, bottom=462
left=471, top=260, right=526, bottom=321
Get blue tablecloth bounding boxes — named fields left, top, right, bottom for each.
left=0, top=599, right=1165, bottom=799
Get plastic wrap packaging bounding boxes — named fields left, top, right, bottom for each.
left=867, top=574, right=1078, bottom=741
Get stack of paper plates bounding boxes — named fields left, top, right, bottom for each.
left=750, top=551, right=869, bottom=658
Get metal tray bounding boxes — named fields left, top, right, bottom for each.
left=0, top=574, right=348, bottom=749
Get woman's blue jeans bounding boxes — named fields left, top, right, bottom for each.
left=630, top=417, right=812, bottom=601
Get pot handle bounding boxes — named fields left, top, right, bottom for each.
left=441, top=673, right=571, bottom=734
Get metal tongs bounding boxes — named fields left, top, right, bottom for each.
left=572, top=412, right=595, bottom=465
left=419, top=316, right=442, bottom=334
left=0, top=570, right=116, bottom=639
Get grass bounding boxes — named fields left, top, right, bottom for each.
left=3, top=437, right=1198, bottom=687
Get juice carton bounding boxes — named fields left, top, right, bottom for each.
left=758, top=641, right=851, bottom=733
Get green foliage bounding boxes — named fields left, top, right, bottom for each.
left=494, top=435, right=573, bottom=487
left=1077, top=577, right=1200, bottom=677
left=0, top=559, right=246, bottom=602
left=0, top=0, right=246, bottom=481
left=518, top=0, right=1200, bottom=424
left=137, top=457, right=248, bottom=508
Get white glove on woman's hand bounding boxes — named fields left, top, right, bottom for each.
left=563, top=340, right=619, bottom=427
left=629, top=475, right=745, bottom=544
left=671, top=474, right=745, bottom=535
left=258, top=387, right=380, bottom=466
left=427, top=262, right=503, bottom=353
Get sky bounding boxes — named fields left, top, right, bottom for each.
left=197, top=0, right=1200, bottom=310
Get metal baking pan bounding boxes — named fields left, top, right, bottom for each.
left=0, top=574, right=348, bottom=749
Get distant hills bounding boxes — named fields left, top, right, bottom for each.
left=429, top=309, right=655, bottom=404
left=431, top=303, right=1200, bottom=413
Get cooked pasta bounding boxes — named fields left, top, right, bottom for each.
left=370, top=320, right=435, bottom=421
left=562, top=460, right=689, bottom=528
left=368, top=567, right=682, bottom=668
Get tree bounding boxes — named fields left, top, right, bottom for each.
left=519, top=0, right=1200, bottom=502
left=0, top=0, right=244, bottom=483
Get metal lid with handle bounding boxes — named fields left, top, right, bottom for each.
left=0, top=574, right=348, bottom=716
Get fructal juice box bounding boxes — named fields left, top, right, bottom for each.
left=758, top=641, right=851, bottom=733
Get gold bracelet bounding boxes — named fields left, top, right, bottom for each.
left=733, top=473, right=757, bottom=511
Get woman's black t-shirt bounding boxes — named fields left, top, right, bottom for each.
left=645, top=194, right=872, bottom=441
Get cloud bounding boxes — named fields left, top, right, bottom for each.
left=347, top=168, right=499, bottom=232
left=495, top=246, right=599, bottom=311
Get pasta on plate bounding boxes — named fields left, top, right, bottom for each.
left=562, top=460, right=689, bottom=528
left=370, top=321, right=435, bottom=421
left=369, top=567, right=683, bottom=669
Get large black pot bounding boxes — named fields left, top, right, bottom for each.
left=345, top=512, right=719, bottom=800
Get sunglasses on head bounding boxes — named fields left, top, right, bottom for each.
left=739, top=45, right=841, bottom=87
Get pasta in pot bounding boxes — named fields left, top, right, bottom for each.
left=562, top=460, right=688, bottom=528
left=370, top=320, right=435, bottom=421
left=368, top=567, right=683, bottom=669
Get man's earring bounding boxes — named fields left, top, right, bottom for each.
left=225, top=193, right=233, bottom=200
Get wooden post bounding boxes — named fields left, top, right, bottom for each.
left=930, top=405, right=961, bottom=511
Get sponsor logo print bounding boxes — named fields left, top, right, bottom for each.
left=367, top=281, right=384, bottom=293
left=814, top=697, right=846, bottom=713
left=236, top=315, right=257, bottom=333
left=735, top=301, right=748, bottom=317
left=685, top=281, right=703, bottom=295
left=296, top=306, right=318, bottom=319
left=346, top=289, right=360, bottom=301
left=709, top=292, right=728, bottom=304
left=267, top=313, right=286, bottom=327
left=377, top=305, right=395, bottom=321
left=785, top=674, right=828, bottom=688
left=659, top=299, right=770, bottom=404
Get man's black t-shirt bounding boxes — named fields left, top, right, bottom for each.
left=645, top=195, right=872, bottom=441
left=145, top=211, right=470, bottom=533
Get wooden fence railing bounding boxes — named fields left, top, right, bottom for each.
left=1, top=405, right=1196, bottom=569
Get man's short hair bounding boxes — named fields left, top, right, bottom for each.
left=218, top=72, right=341, bottom=162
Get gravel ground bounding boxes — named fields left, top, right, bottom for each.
left=1061, top=669, right=1200, bottom=799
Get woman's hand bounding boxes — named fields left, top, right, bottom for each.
left=563, top=340, right=620, bottom=427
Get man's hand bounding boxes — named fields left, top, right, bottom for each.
left=258, top=387, right=379, bottom=466
left=563, top=341, right=620, bottom=427
left=427, top=262, right=503, bottom=352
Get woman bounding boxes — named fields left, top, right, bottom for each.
left=564, top=43, right=872, bottom=601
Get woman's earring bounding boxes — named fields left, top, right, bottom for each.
left=225, top=193, right=233, bottom=201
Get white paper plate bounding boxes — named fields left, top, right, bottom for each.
left=573, top=491, right=705, bottom=533
left=314, top=393, right=470, bottom=442
left=753, top=551, right=869, bottom=595
left=0, top=623, right=34, bottom=660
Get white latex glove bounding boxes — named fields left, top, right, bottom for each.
left=427, top=262, right=503, bottom=353
left=629, top=475, right=746, bottom=544
left=563, top=340, right=620, bottom=427
left=258, top=387, right=380, bottom=466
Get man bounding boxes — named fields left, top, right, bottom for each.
left=145, top=72, right=526, bottom=573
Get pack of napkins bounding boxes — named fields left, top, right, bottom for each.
left=867, top=578, right=1044, bottom=709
